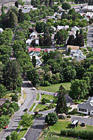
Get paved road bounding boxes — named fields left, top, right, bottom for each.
left=25, top=109, right=55, bottom=140
left=87, top=25, right=93, bottom=48
left=0, top=80, right=37, bottom=140
left=71, top=116, right=93, bottom=126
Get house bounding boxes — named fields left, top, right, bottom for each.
left=78, top=97, right=93, bottom=115
left=57, top=25, right=69, bottom=31
left=30, top=54, right=42, bottom=66
left=28, top=47, right=41, bottom=56
left=0, top=98, right=10, bottom=108
left=30, top=31, right=38, bottom=39
left=67, top=45, right=79, bottom=52
left=71, top=26, right=79, bottom=34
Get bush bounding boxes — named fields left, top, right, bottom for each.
left=67, top=115, right=71, bottom=118
left=44, top=81, right=51, bottom=86
left=11, top=94, right=18, bottom=102
left=45, top=113, right=58, bottom=125
left=61, top=129, right=93, bottom=139
left=42, top=98, right=48, bottom=104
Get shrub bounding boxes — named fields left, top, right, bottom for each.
left=42, top=98, right=48, bottom=104
left=44, top=81, right=51, bottom=86
left=61, top=129, right=93, bottom=139
left=45, top=113, right=58, bottom=125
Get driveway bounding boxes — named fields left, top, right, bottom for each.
left=0, top=80, right=37, bottom=140
left=71, top=116, right=93, bottom=126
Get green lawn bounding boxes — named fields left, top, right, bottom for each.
left=40, top=119, right=93, bottom=140
left=29, top=103, right=36, bottom=112
left=38, top=82, right=71, bottom=92
left=36, top=93, right=40, bottom=101
left=41, top=94, right=55, bottom=101
left=34, top=104, right=46, bottom=112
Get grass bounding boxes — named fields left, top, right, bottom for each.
left=41, top=94, right=56, bottom=102
left=38, top=82, right=71, bottom=92
left=34, top=104, right=46, bottom=112
left=23, top=90, right=26, bottom=99
left=36, top=93, right=40, bottom=101
left=29, top=103, right=36, bottom=112
left=39, top=119, right=93, bottom=140
left=68, top=109, right=85, bottom=116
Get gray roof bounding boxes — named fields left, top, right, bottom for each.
left=78, top=97, right=93, bottom=111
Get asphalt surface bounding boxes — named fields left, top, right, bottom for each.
left=87, top=25, right=93, bottom=48
left=0, top=80, right=37, bottom=140
left=71, top=116, right=93, bottom=126
left=25, top=109, right=55, bottom=140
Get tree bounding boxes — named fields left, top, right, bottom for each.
left=56, top=87, right=68, bottom=113
left=45, top=113, right=58, bottom=125
left=6, top=135, right=11, bottom=140
left=18, top=9, right=24, bottom=22
left=11, top=94, right=18, bottom=102
left=27, top=68, right=40, bottom=86
left=54, top=29, right=68, bottom=45
left=63, top=66, right=76, bottom=82
left=0, top=115, right=9, bottom=128
left=11, top=132, right=18, bottom=140
left=70, top=79, right=89, bottom=99
left=68, top=8, right=75, bottom=14
left=62, top=2, right=71, bottom=10
left=9, top=102, right=19, bottom=112
left=67, top=35, right=75, bottom=45
left=0, top=84, right=7, bottom=98
left=4, top=60, right=22, bottom=90
left=20, top=114, right=33, bottom=127
left=32, top=56, right=36, bottom=67
left=15, top=1, right=18, bottom=7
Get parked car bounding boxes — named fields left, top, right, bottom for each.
left=23, top=108, right=28, bottom=112
left=4, top=125, right=8, bottom=129
left=71, top=120, right=79, bottom=128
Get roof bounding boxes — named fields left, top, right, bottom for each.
left=28, top=47, right=41, bottom=53
left=67, top=45, right=79, bottom=50
left=78, top=97, right=93, bottom=111
left=0, top=98, right=10, bottom=106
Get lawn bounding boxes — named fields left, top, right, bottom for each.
left=34, top=104, right=46, bottom=112
left=38, top=82, right=71, bottom=92
left=36, top=93, right=40, bottom=101
left=29, top=103, right=36, bottom=112
left=41, top=94, right=56, bottom=102
left=39, top=119, right=93, bottom=140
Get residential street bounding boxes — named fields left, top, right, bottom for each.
left=87, top=25, right=93, bottom=48
left=0, top=80, right=37, bottom=140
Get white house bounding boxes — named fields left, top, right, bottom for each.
left=30, top=31, right=38, bottom=39
left=71, top=26, right=79, bottom=34
left=78, top=97, right=93, bottom=115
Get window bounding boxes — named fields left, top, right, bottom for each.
left=79, top=108, right=87, bottom=112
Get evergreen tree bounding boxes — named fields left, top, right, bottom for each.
left=56, top=86, right=68, bottom=114
left=32, top=56, right=36, bottom=67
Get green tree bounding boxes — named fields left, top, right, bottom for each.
left=20, top=114, right=33, bottom=127
left=18, top=9, right=24, bottom=22
left=27, top=68, right=40, bottom=86
left=9, top=102, right=19, bottom=112
left=11, top=132, right=18, bottom=140
left=4, top=60, right=22, bottom=90
left=45, top=113, right=58, bottom=125
left=56, top=87, right=68, bottom=113
left=0, top=84, right=7, bottom=98
left=54, top=29, right=68, bottom=45
left=70, top=79, right=89, bottom=99
left=8, top=10, right=18, bottom=28
left=0, top=115, right=9, bottom=128
left=62, top=2, right=71, bottom=10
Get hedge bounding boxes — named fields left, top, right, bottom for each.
left=61, top=129, right=93, bottom=139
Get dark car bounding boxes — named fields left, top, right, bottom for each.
left=23, top=108, right=28, bottom=112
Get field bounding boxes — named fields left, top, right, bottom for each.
left=38, top=82, right=71, bottom=92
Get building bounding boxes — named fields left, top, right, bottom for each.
left=78, top=97, right=93, bottom=115
left=28, top=47, right=41, bottom=56
left=67, top=45, right=79, bottom=52
left=0, top=98, right=10, bottom=108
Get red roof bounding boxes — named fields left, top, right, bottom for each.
left=28, top=47, right=41, bottom=53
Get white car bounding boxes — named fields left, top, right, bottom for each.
left=21, top=138, right=26, bottom=140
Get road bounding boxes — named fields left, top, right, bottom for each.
left=25, top=109, right=55, bottom=140
left=87, top=25, right=93, bottom=48
left=0, top=80, right=37, bottom=140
